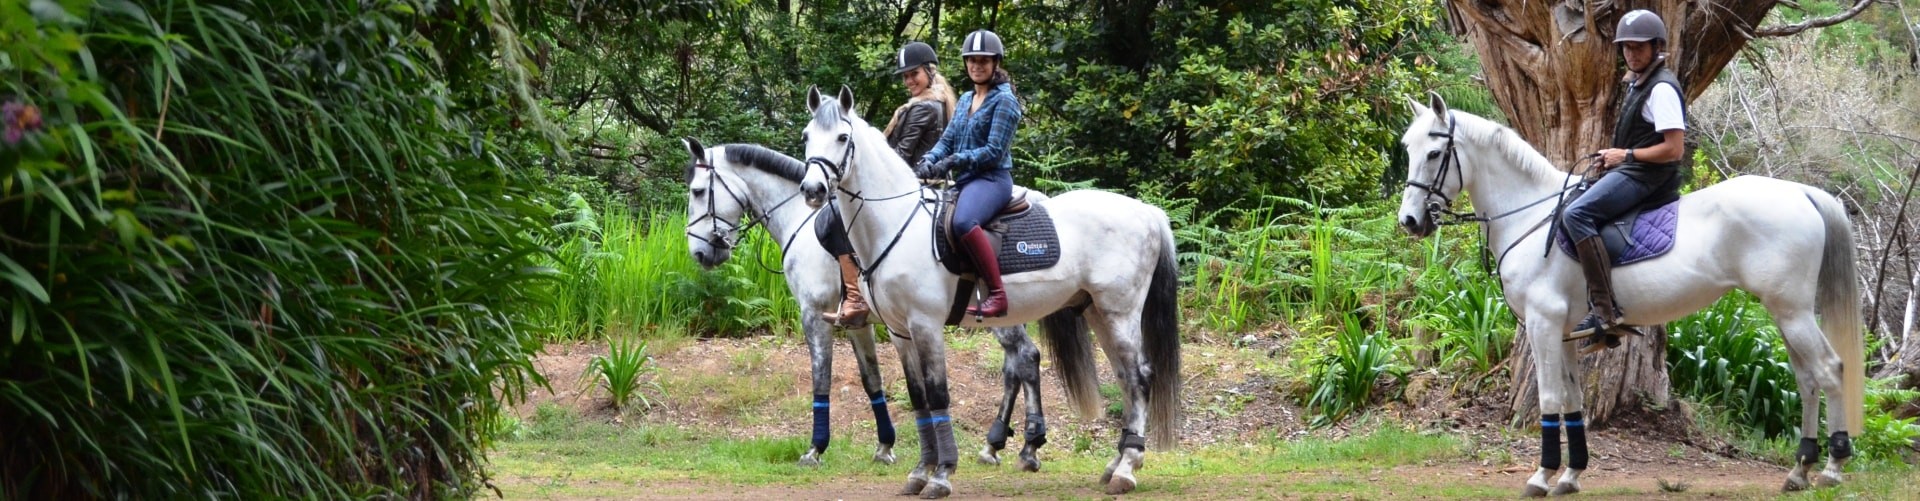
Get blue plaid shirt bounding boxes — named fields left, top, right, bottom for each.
left=925, top=82, right=1021, bottom=184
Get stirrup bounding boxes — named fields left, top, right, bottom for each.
left=1574, top=325, right=1643, bottom=355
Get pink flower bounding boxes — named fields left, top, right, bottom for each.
left=2, top=100, right=43, bottom=146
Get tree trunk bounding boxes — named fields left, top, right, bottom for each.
left=1446, top=0, right=1783, bottom=426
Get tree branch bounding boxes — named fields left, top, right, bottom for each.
left=1757, top=0, right=1877, bottom=37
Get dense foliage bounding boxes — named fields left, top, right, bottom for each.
left=1, top=0, right=552, bottom=496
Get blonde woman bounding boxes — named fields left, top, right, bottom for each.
left=818, top=41, right=956, bottom=327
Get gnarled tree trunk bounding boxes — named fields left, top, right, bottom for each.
left=1445, top=0, right=1869, bottom=426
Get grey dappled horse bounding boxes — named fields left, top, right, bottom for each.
left=798, top=86, right=1183, bottom=497
left=680, top=139, right=1052, bottom=468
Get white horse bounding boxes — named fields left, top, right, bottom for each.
left=679, top=139, right=1055, bottom=469
left=1395, top=93, right=1865, bottom=496
left=797, top=86, right=1182, bottom=497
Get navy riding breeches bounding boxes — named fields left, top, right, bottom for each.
left=1561, top=171, right=1653, bottom=243
left=950, top=171, right=1013, bottom=238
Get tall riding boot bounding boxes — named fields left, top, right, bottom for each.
left=960, top=228, right=1008, bottom=318
left=1569, top=237, right=1636, bottom=344
left=821, top=253, right=870, bottom=328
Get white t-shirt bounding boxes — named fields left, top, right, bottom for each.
left=1639, top=82, right=1685, bottom=132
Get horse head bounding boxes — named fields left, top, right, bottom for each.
left=683, top=136, right=750, bottom=269
left=800, top=85, right=863, bottom=210
left=1397, top=90, right=1464, bottom=238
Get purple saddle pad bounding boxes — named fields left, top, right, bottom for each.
left=1556, top=200, right=1680, bottom=266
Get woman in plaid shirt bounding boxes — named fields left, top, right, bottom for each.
left=916, top=29, right=1022, bottom=318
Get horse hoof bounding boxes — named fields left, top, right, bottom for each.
left=1813, top=471, right=1843, bottom=488
left=874, top=451, right=897, bottom=465
left=1017, top=454, right=1041, bottom=473
left=1549, top=481, right=1580, bottom=496
left=1522, top=483, right=1550, bottom=498
left=1104, top=472, right=1138, bottom=495
left=898, top=478, right=927, bottom=496
left=797, top=454, right=822, bottom=467
left=919, top=481, right=951, bottom=499
left=920, top=470, right=952, bottom=499
left=976, top=448, right=1001, bottom=466
left=1781, top=477, right=1809, bottom=492
left=898, top=466, right=929, bottom=495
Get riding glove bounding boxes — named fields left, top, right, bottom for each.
left=917, top=157, right=955, bottom=179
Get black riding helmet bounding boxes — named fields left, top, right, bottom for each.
left=893, top=41, right=938, bottom=75
left=960, top=29, right=1004, bottom=59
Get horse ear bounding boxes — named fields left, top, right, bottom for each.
left=1406, top=95, right=1428, bottom=116
left=807, top=85, right=823, bottom=115
left=681, top=137, right=704, bottom=158
left=837, top=85, right=856, bottom=117
left=1426, top=90, right=1449, bottom=119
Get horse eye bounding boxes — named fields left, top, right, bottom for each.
left=803, top=132, right=810, bottom=142
left=837, top=133, right=849, bottom=143
left=691, top=188, right=706, bottom=198
left=1426, top=150, right=1441, bottom=160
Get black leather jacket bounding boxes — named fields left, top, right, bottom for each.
left=886, top=99, right=946, bottom=166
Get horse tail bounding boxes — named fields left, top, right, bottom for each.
left=1038, top=307, right=1100, bottom=420
left=1142, top=214, right=1183, bottom=450
left=1808, top=187, right=1865, bottom=434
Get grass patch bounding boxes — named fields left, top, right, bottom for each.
left=658, top=371, right=789, bottom=421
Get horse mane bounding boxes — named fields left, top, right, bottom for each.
left=1448, top=111, right=1569, bottom=188
left=721, top=143, right=807, bottom=183
left=810, top=97, right=852, bottom=129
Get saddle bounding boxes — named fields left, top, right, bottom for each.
left=1554, top=193, right=1681, bottom=267
left=930, top=186, right=1061, bottom=324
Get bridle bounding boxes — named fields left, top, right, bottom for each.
left=1407, top=112, right=1474, bottom=226
left=685, top=150, right=808, bottom=273
left=1404, top=112, right=1593, bottom=276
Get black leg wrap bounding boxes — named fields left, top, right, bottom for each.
left=916, top=410, right=936, bottom=466
left=931, top=408, right=957, bottom=467
left=1564, top=411, right=1588, bottom=470
left=1828, top=432, right=1852, bottom=461
left=1024, top=413, right=1047, bottom=448
left=986, top=419, right=1011, bottom=451
left=1796, top=437, right=1822, bottom=466
left=1117, top=429, right=1147, bottom=453
left=1540, top=413, right=1562, bottom=471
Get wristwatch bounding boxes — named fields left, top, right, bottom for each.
left=1625, top=149, right=1636, bottom=163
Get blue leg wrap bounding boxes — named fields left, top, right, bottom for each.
left=811, top=395, right=830, bottom=454
left=870, top=392, right=895, bottom=447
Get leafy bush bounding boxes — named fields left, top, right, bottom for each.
left=1857, top=380, right=1920, bottom=462
left=533, top=198, right=792, bottom=341
left=2, top=1, right=551, bottom=497
left=1306, top=315, right=1408, bottom=426
left=1667, top=292, right=1801, bottom=438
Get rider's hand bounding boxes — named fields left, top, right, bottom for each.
left=1596, top=148, right=1628, bottom=170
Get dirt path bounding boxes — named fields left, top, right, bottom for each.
left=497, top=334, right=1818, bottom=500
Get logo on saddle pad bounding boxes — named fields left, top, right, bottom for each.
left=1015, top=241, right=1048, bottom=255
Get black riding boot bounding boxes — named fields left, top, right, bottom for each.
left=1569, top=237, right=1640, bottom=350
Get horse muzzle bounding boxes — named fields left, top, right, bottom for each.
left=801, top=181, right=828, bottom=210
left=1400, top=214, right=1437, bottom=238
